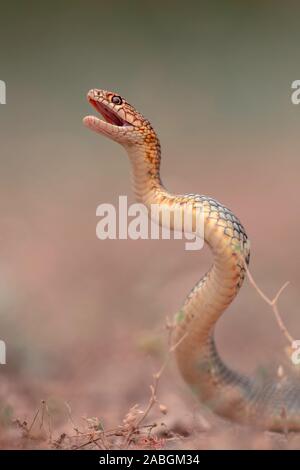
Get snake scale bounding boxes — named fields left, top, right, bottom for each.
left=84, top=89, right=300, bottom=431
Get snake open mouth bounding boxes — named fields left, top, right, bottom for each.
left=88, top=96, right=129, bottom=127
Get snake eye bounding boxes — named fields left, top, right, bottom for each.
left=111, top=95, right=122, bottom=105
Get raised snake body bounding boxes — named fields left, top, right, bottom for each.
left=84, top=89, right=300, bottom=431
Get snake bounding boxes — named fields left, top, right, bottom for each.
left=83, top=88, right=300, bottom=432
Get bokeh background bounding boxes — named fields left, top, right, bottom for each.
left=0, top=0, right=300, bottom=449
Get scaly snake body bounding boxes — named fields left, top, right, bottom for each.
left=84, top=89, right=300, bottom=431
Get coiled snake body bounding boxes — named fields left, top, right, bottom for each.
left=84, top=89, right=300, bottom=431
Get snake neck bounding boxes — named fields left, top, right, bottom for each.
left=125, top=137, right=165, bottom=205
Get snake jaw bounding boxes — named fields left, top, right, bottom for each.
left=87, top=94, right=131, bottom=127
left=83, top=89, right=136, bottom=143
left=83, top=89, right=153, bottom=146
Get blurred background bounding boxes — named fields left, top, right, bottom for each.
left=0, top=0, right=300, bottom=448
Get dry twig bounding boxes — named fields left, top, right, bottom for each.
left=239, top=253, right=294, bottom=346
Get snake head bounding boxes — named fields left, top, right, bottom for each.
left=83, top=89, right=153, bottom=146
